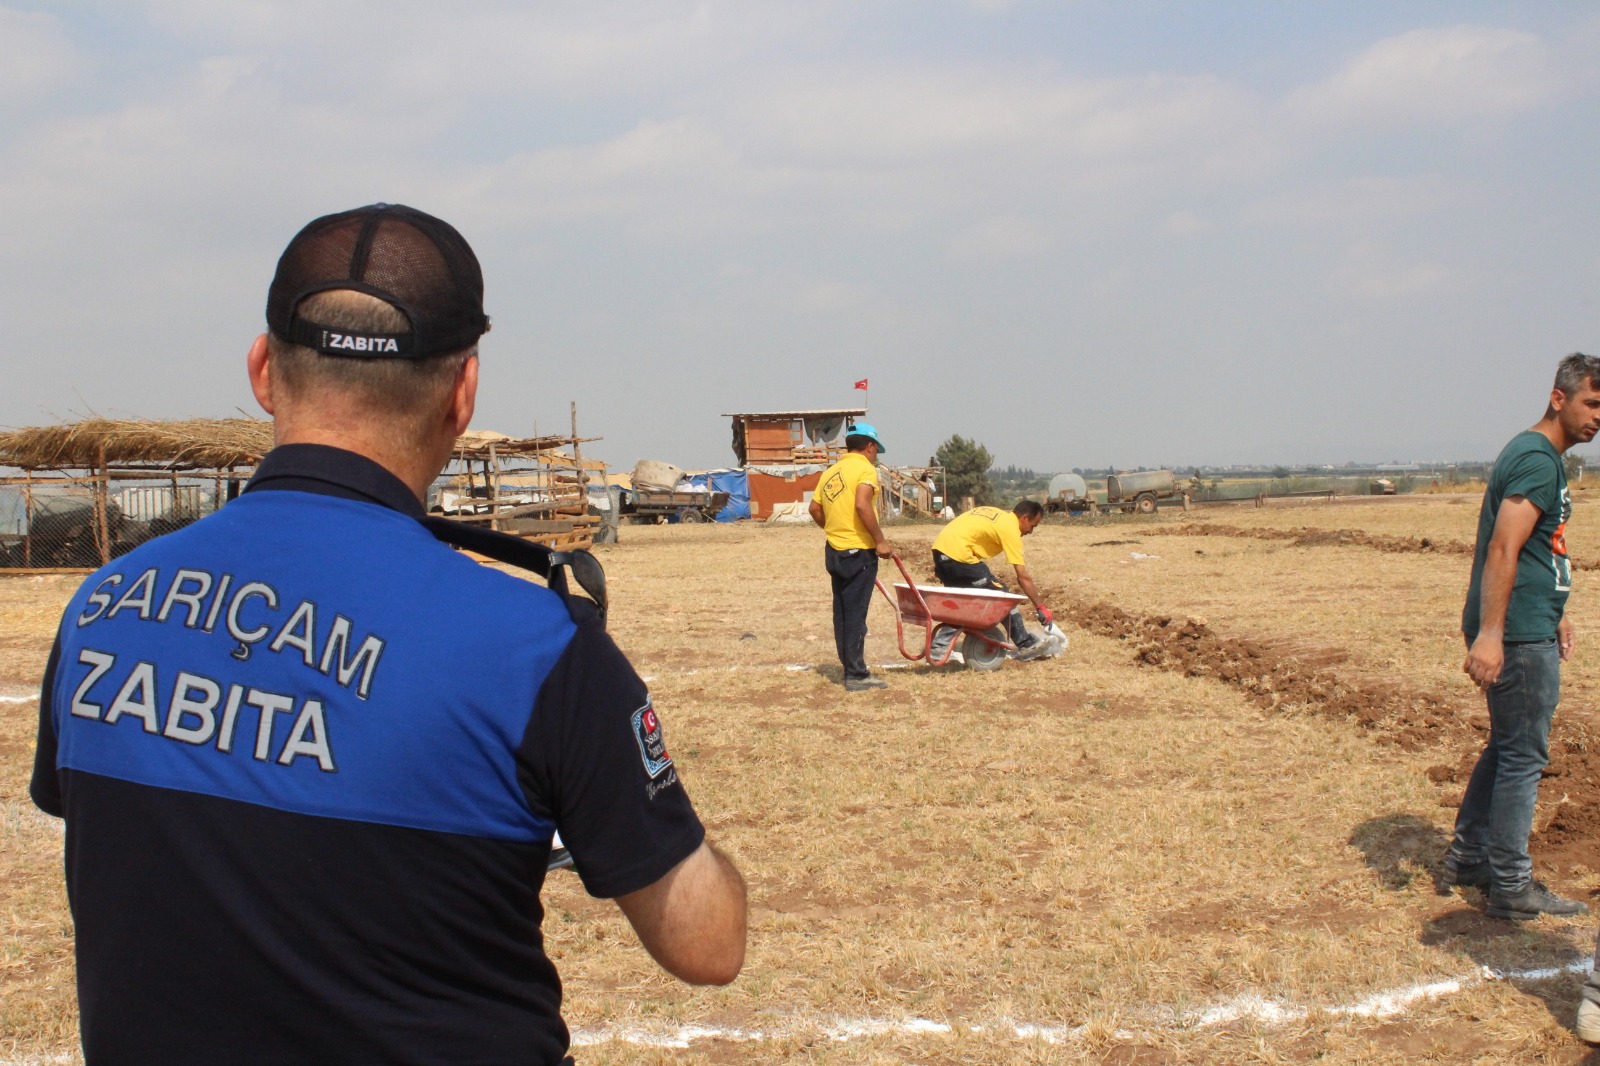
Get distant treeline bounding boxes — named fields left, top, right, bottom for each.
left=985, top=461, right=1519, bottom=506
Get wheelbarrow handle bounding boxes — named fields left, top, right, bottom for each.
left=873, top=553, right=938, bottom=662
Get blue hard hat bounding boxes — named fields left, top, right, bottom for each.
left=849, top=422, right=886, bottom=454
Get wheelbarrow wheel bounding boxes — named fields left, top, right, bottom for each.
left=961, top=626, right=1008, bottom=671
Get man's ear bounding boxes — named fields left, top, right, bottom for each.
left=446, top=353, right=479, bottom=436
left=247, top=334, right=275, bottom=415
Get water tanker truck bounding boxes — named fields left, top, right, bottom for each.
left=1104, top=469, right=1182, bottom=514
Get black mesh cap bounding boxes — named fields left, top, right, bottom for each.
left=266, top=203, right=489, bottom=359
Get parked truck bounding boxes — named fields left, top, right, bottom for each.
left=1104, top=469, right=1184, bottom=514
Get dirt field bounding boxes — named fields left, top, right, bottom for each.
left=7, top=494, right=1600, bottom=1063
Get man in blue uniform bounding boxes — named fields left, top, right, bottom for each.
left=1445, top=353, right=1600, bottom=931
left=31, top=203, right=746, bottom=1065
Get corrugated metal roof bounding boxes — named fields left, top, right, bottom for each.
left=721, top=409, right=867, bottom=419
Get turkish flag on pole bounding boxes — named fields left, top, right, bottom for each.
left=853, top=378, right=869, bottom=390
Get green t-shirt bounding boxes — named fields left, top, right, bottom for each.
left=1462, top=430, right=1572, bottom=642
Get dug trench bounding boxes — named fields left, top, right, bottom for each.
left=1039, top=584, right=1600, bottom=889
left=1145, top=520, right=1600, bottom=571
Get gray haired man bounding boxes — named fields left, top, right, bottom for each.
left=1444, top=353, right=1600, bottom=935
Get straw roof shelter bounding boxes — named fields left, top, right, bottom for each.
left=0, top=417, right=608, bottom=572
left=0, top=418, right=590, bottom=473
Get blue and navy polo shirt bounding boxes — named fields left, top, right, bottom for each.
left=31, top=444, right=704, bottom=1066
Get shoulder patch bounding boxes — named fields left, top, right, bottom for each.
left=631, top=700, right=673, bottom=778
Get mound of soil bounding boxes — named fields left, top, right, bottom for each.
left=1151, top=522, right=1474, bottom=558
left=1151, top=520, right=1600, bottom=571
left=1051, top=591, right=1600, bottom=876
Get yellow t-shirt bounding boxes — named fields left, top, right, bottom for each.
left=932, top=506, right=1026, bottom=566
left=816, top=452, right=880, bottom=550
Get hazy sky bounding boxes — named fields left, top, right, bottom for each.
left=3, top=2, right=1597, bottom=473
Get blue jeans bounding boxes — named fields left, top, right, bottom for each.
left=1449, top=638, right=1560, bottom=894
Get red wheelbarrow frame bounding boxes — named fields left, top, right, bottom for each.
left=873, top=553, right=1027, bottom=666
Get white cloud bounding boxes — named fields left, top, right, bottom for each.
left=1287, top=25, right=1560, bottom=126
left=790, top=277, right=871, bottom=313
left=1159, top=211, right=1213, bottom=238
left=722, top=64, right=1262, bottom=168
left=140, top=0, right=827, bottom=102
left=0, top=7, right=80, bottom=101
left=1245, top=175, right=1476, bottom=231
left=945, top=214, right=1049, bottom=264
left=1328, top=240, right=1457, bottom=300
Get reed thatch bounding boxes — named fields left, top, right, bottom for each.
left=0, top=418, right=600, bottom=473
left=0, top=419, right=273, bottom=471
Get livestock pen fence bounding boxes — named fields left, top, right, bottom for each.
left=0, top=415, right=608, bottom=574
left=0, top=470, right=235, bottom=570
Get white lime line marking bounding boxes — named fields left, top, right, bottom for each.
left=1, top=950, right=1588, bottom=1062
left=567, top=959, right=1592, bottom=1048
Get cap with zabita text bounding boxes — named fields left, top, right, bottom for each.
left=266, top=203, right=490, bottom=359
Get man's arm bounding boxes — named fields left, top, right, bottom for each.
left=854, top=483, right=893, bottom=557
left=614, top=840, right=747, bottom=985
left=1013, top=564, right=1045, bottom=611
left=1464, top=495, right=1541, bottom=688
left=808, top=498, right=825, bottom=529
left=1559, top=613, right=1574, bottom=661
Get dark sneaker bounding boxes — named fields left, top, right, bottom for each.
left=1441, top=855, right=1491, bottom=889
left=844, top=676, right=888, bottom=692
left=1486, top=880, right=1588, bottom=921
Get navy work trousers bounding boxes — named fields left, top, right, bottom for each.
left=931, top=551, right=1029, bottom=648
left=826, top=545, right=877, bottom=682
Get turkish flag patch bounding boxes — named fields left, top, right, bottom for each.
left=631, top=701, right=673, bottom=779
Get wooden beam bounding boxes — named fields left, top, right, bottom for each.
left=0, top=567, right=95, bottom=577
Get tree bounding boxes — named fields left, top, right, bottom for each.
left=1566, top=453, right=1585, bottom=484
left=935, top=434, right=995, bottom=508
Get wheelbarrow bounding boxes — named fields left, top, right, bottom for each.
left=873, top=553, right=1028, bottom=671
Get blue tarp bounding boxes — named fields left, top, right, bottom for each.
left=685, top=469, right=751, bottom=522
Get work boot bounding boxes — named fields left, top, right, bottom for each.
left=1441, top=854, right=1491, bottom=890
left=844, top=676, right=889, bottom=692
left=1577, top=999, right=1600, bottom=1043
left=1011, top=638, right=1052, bottom=662
left=1486, top=880, right=1588, bottom=921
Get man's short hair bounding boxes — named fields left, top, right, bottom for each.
left=1555, top=352, right=1600, bottom=397
left=268, top=290, right=472, bottom=421
left=1013, top=500, right=1044, bottom=521
left=845, top=434, right=876, bottom=452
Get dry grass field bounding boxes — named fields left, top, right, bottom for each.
left=8, top=492, right=1600, bottom=1064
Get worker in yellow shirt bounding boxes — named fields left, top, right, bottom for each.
left=808, top=423, right=894, bottom=691
left=929, top=500, right=1063, bottom=662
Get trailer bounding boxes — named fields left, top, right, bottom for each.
left=1043, top=472, right=1094, bottom=514
left=1102, top=469, right=1185, bottom=514
left=625, top=488, right=731, bottom=524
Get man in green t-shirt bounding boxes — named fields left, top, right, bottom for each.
left=1444, top=353, right=1600, bottom=929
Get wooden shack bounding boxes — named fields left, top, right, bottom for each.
left=722, top=409, right=943, bottom=520
left=0, top=416, right=605, bottom=573
left=724, top=409, right=864, bottom=520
